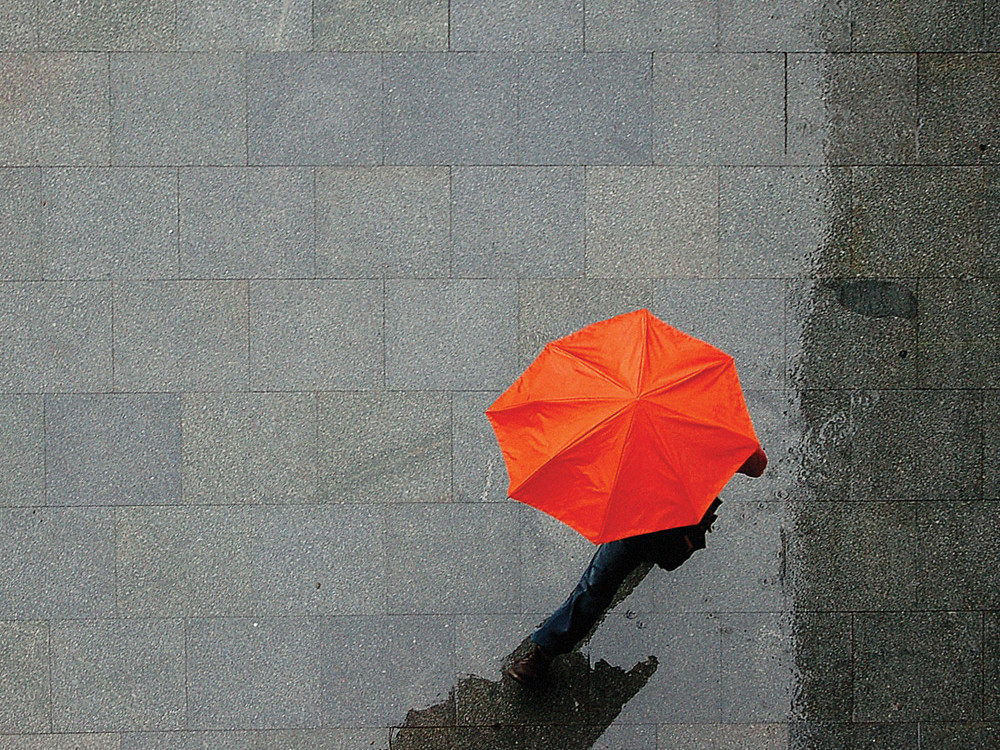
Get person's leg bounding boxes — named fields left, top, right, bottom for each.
left=530, top=539, right=640, bottom=656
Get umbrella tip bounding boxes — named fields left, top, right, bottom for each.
left=737, top=447, right=768, bottom=478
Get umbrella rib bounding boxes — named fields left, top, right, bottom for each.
left=547, top=344, right=635, bottom=396
left=642, top=399, right=758, bottom=444
left=639, top=355, right=733, bottom=399
left=508, top=402, right=633, bottom=497
left=486, top=395, right=628, bottom=416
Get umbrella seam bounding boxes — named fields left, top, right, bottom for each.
left=486, top=395, right=630, bottom=415
left=508, top=401, right=634, bottom=497
left=642, top=399, right=761, bottom=444
left=595, top=400, right=639, bottom=543
left=547, top=343, right=636, bottom=396
left=639, top=354, right=735, bottom=399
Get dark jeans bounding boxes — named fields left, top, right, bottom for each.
left=530, top=538, right=646, bottom=656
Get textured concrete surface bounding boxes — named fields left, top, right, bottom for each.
left=1, top=2, right=998, bottom=749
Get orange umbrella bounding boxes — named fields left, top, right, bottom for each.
left=486, top=309, right=764, bottom=544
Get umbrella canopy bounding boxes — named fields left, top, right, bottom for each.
left=486, top=309, right=763, bottom=544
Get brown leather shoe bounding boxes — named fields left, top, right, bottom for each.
left=506, top=644, right=552, bottom=687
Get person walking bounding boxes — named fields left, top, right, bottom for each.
left=506, top=447, right=767, bottom=687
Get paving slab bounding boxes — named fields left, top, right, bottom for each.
left=918, top=53, right=1000, bottom=164
left=0, top=396, right=44, bottom=506
left=0, top=621, right=49, bottom=732
left=0, top=0, right=37, bottom=50
left=518, top=54, right=651, bottom=165
left=313, top=0, right=447, bottom=51
left=452, top=167, right=584, bottom=278
left=37, top=0, right=175, bottom=51
left=717, top=0, right=850, bottom=52
left=451, top=0, right=583, bottom=52
left=985, top=391, right=1000, bottom=500
left=247, top=54, right=382, bottom=166
left=123, top=728, right=390, bottom=750
left=45, top=394, right=181, bottom=506
left=0, top=168, right=42, bottom=280
left=916, top=501, right=1000, bottom=610
left=316, top=391, right=450, bottom=504
left=40, top=167, right=178, bottom=280
left=584, top=0, right=716, bottom=52
left=653, top=53, right=785, bottom=165
left=853, top=611, right=982, bottom=722
left=988, top=613, right=1000, bottom=720
left=182, top=392, right=317, bottom=504
left=249, top=280, right=381, bottom=390
left=176, top=0, right=312, bottom=51
left=316, top=167, right=449, bottom=278
left=114, top=280, right=248, bottom=391
left=382, top=54, right=519, bottom=165
left=180, top=167, right=313, bottom=279
left=0, top=736, right=120, bottom=750
left=584, top=167, right=717, bottom=277
left=851, top=0, right=985, bottom=52
left=111, top=54, right=245, bottom=166
left=0, top=53, right=110, bottom=166
left=918, top=279, right=1000, bottom=388
left=0, top=281, right=112, bottom=392
left=657, top=723, right=788, bottom=750
left=50, top=619, right=186, bottom=731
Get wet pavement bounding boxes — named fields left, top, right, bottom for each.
left=1, top=2, right=998, bottom=749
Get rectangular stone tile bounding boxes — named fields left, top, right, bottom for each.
left=385, top=504, right=520, bottom=614
left=653, top=54, right=784, bottom=165
left=0, top=0, right=37, bottom=50
left=719, top=167, right=852, bottom=278
left=123, top=729, right=389, bottom=750
left=657, top=723, right=788, bottom=750
left=919, top=279, right=1000, bottom=388
left=786, top=279, right=918, bottom=389
left=986, top=391, right=1000, bottom=500
left=255, top=505, right=387, bottom=616
left=787, top=54, right=918, bottom=165
left=0, top=621, right=48, bottom=732
left=182, top=393, right=317, bottom=504
left=38, top=0, right=175, bottom=50
left=383, top=54, right=519, bottom=165
left=0, top=507, right=114, bottom=618
left=585, top=0, right=716, bottom=52
left=850, top=389, right=981, bottom=501
left=249, top=280, right=381, bottom=390
left=652, top=278, right=786, bottom=390
left=451, top=0, right=582, bottom=51
left=187, top=618, right=324, bottom=730
left=850, top=167, right=988, bottom=278
left=854, top=611, right=982, bottom=721
left=452, top=390, right=516, bottom=504
left=787, top=722, right=919, bottom=750
left=517, top=278, right=654, bottom=363
left=0, top=168, right=42, bottom=279
left=0, top=396, right=44, bottom=505
left=114, top=280, right=248, bottom=391
left=41, top=167, right=178, bottom=279
left=787, top=502, right=917, bottom=611
left=385, top=279, right=518, bottom=389
left=248, top=54, right=381, bottom=165
left=180, top=167, right=314, bottom=278
left=315, top=167, right=449, bottom=278
left=314, top=0, right=447, bottom=51
left=988, top=613, right=999, bottom=719
left=111, top=53, right=245, bottom=166
left=46, top=394, right=181, bottom=506
left=0, top=281, right=112, bottom=392
left=718, top=0, right=850, bottom=52
left=1, top=53, right=110, bottom=166
left=317, top=391, right=450, bottom=503
left=788, top=612, right=853, bottom=722
left=786, top=389, right=853, bottom=502
left=177, top=0, right=312, bottom=51
left=116, top=506, right=257, bottom=617
left=585, top=167, right=718, bottom=277
left=590, top=725, right=655, bottom=750
left=650, top=500, right=790, bottom=613
left=452, top=167, right=584, bottom=278
left=717, top=390, right=796, bottom=505
left=852, top=0, right=984, bottom=52
left=51, top=619, right=186, bottom=731
left=990, top=1, right=1000, bottom=51
left=453, top=613, right=539, bottom=679
left=719, top=612, right=795, bottom=722
left=918, top=724, right=1000, bottom=750
left=916, top=502, right=1000, bottom=609
left=519, top=53, right=651, bottom=164
left=0, top=736, right=120, bottom=750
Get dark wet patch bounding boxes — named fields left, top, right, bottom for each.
left=832, top=280, right=918, bottom=319
left=390, top=563, right=658, bottom=749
